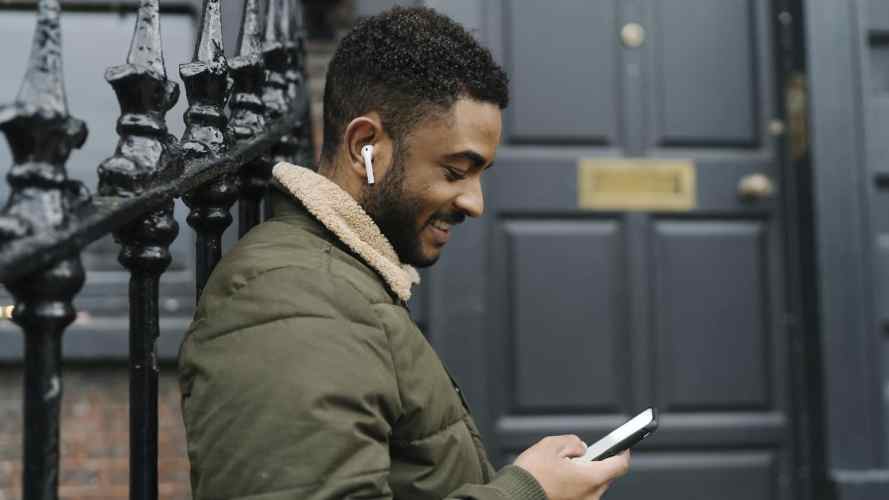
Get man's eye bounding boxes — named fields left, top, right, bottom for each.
left=443, top=166, right=466, bottom=181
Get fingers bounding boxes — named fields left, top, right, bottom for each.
left=545, top=434, right=587, bottom=458
left=596, top=450, right=631, bottom=480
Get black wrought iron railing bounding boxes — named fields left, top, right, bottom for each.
left=0, top=0, right=314, bottom=499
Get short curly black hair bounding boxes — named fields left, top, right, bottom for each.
left=321, top=6, right=509, bottom=161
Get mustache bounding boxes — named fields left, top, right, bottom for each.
left=429, top=212, right=466, bottom=225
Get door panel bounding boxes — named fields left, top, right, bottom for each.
left=652, top=0, right=760, bottom=146
left=495, top=412, right=786, bottom=453
left=505, top=0, right=620, bottom=145
left=611, top=452, right=778, bottom=500
left=505, top=219, right=626, bottom=413
left=653, top=220, right=772, bottom=411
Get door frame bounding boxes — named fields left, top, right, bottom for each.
left=799, top=0, right=889, bottom=499
left=772, top=0, right=827, bottom=498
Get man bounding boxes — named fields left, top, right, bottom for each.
left=179, top=7, right=630, bottom=500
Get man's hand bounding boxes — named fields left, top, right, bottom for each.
left=513, top=435, right=631, bottom=500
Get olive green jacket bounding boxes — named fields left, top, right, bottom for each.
left=178, top=164, right=547, bottom=500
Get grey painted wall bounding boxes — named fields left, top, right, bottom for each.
left=805, top=0, right=889, bottom=497
left=357, top=0, right=484, bottom=41
left=355, top=0, right=422, bottom=17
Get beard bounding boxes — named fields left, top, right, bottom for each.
left=362, top=145, right=461, bottom=268
left=361, top=145, right=433, bottom=267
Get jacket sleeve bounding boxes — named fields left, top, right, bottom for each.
left=179, top=267, right=548, bottom=500
left=445, top=466, right=549, bottom=499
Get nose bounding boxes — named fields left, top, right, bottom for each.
left=455, top=177, right=484, bottom=218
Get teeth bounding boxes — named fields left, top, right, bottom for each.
left=431, top=221, right=452, bottom=231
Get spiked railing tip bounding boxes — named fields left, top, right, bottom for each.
left=16, top=0, right=68, bottom=115
left=264, top=0, right=279, bottom=43
left=237, top=0, right=264, bottom=57
left=126, top=0, right=167, bottom=76
left=289, top=0, right=305, bottom=39
left=195, top=0, right=225, bottom=63
left=264, top=0, right=291, bottom=44
left=279, top=0, right=292, bottom=43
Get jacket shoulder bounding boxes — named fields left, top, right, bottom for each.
left=189, top=217, right=395, bottom=342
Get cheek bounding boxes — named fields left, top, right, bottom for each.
left=417, top=179, right=457, bottom=205
left=403, top=171, right=459, bottom=220
left=407, top=181, right=441, bottom=214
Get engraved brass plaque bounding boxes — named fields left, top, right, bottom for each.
left=577, top=159, right=696, bottom=211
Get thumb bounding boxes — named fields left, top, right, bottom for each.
left=557, top=438, right=587, bottom=459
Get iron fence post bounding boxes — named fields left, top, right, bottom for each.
left=231, top=0, right=269, bottom=237
left=261, top=0, right=293, bottom=220
left=0, top=1, right=88, bottom=499
left=180, top=0, right=238, bottom=302
left=288, top=0, right=316, bottom=169
left=96, top=1, right=182, bottom=499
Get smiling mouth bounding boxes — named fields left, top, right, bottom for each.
left=429, top=219, right=453, bottom=232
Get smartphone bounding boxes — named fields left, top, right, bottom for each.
left=572, top=408, right=658, bottom=462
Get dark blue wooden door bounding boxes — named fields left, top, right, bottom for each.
left=422, top=1, right=798, bottom=499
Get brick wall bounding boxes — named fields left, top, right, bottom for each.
left=0, top=6, right=351, bottom=499
left=0, top=367, right=188, bottom=500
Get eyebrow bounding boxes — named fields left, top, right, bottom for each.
left=443, top=150, right=492, bottom=170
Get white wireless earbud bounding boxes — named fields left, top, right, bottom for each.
left=361, top=145, right=375, bottom=185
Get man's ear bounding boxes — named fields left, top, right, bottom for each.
left=343, top=113, right=392, bottom=184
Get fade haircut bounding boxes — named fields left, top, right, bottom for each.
left=321, top=6, right=509, bottom=161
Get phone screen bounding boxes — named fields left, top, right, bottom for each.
left=574, top=408, right=656, bottom=462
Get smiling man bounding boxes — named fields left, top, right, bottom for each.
left=178, top=7, right=630, bottom=500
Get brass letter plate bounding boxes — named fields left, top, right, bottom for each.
left=577, top=159, right=696, bottom=211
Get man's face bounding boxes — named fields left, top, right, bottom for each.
left=362, top=98, right=502, bottom=267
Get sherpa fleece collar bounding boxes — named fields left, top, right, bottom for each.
left=272, top=162, right=421, bottom=301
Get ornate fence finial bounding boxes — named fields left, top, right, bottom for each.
left=0, top=0, right=88, bottom=240
left=230, top=0, right=266, bottom=142
left=126, top=0, right=166, bottom=76
left=0, top=2, right=87, bottom=499
left=98, top=0, right=180, bottom=197
left=231, top=0, right=270, bottom=236
left=16, top=0, right=68, bottom=113
left=264, top=0, right=291, bottom=51
left=278, top=0, right=294, bottom=55
left=237, top=0, right=264, bottom=58
left=262, top=0, right=290, bottom=119
left=285, top=0, right=304, bottom=103
left=265, top=0, right=306, bottom=166
left=194, top=0, right=224, bottom=65
left=290, top=0, right=306, bottom=72
left=180, top=0, right=229, bottom=158
left=287, top=0, right=315, bottom=167
left=181, top=0, right=238, bottom=300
